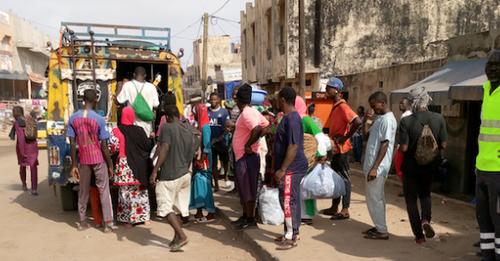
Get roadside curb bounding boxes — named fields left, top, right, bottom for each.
left=215, top=207, right=279, bottom=261
left=349, top=168, right=475, bottom=209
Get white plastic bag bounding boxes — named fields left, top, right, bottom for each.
left=315, top=133, right=332, bottom=157
left=150, top=144, right=158, bottom=166
left=258, top=186, right=284, bottom=225
left=301, top=164, right=335, bottom=199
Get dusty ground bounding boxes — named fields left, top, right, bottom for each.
left=0, top=135, right=481, bottom=261
left=0, top=139, right=256, bottom=261
left=216, top=164, right=480, bottom=261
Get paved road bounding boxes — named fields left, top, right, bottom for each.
left=0, top=139, right=256, bottom=261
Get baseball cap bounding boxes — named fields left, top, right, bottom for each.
left=326, top=77, right=345, bottom=91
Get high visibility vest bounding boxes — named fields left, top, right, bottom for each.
left=476, top=81, right=500, bottom=172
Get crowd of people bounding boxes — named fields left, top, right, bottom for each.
left=9, top=52, right=500, bottom=259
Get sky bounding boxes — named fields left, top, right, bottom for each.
left=0, top=0, right=248, bottom=67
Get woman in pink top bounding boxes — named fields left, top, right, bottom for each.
left=231, top=84, right=269, bottom=230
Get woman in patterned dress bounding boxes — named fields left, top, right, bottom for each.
left=109, top=106, right=154, bottom=227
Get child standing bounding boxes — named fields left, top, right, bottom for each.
left=10, top=106, right=39, bottom=195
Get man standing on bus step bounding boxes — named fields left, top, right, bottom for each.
left=117, top=66, right=160, bottom=137
left=322, top=77, right=363, bottom=220
left=475, top=49, right=500, bottom=261
left=68, top=89, right=116, bottom=233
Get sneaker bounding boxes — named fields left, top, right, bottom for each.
left=235, top=219, right=257, bottom=231
left=22, top=184, right=28, bottom=191
left=231, top=216, right=246, bottom=226
left=422, top=222, right=435, bottom=239
left=31, top=190, right=39, bottom=196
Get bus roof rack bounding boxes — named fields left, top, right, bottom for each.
left=60, top=22, right=171, bottom=50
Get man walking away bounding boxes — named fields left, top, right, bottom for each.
left=395, top=97, right=413, bottom=197
left=231, top=83, right=270, bottom=230
left=150, top=105, right=197, bottom=252
left=475, top=50, right=500, bottom=261
left=322, top=77, right=363, bottom=220
left=116, top=66, right=159, bottom=137
left=68, top=89, right=116, bottom=232
left=208, top=92, right=230, bottom=191
left=398, top=86, right=447, bottom=244
left=399, top=97, right=412, bottom=118
left=362, top=91, right=397, bottom=240
left=273, top=86, right=308, bottom=249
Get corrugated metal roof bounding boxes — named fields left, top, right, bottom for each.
left=391, top=59, right=487, bottom=104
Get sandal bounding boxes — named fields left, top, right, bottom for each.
left=77, top=221, right=90, bottom=231
left=364, top=231, right=389, bottom=240
left=274, top=235, right=300, bottom=244
left=422, top=222, right=435, bottom=238
left=276, top=239, right=298, bottom=250
left=330, top=213, right=350, bottom=220
left=362, top=227, right=377, bottom=235
left=321, top=208, right=338, bottom=216
left=196, top=217, right=215, bottom=224
left=170, top=240, right=189, bottom=252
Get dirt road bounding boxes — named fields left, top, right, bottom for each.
left=216, top=164, right=480, bottom=261
left=0, top=139, right=256, bottom=261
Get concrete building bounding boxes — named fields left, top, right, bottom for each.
left=186, top=35, right=242, bottom=99
left=0, top=11, right=50, bottom=101
left=389, top=30, right=500, bottom=197
left=240, top=0, right=500, bottom=92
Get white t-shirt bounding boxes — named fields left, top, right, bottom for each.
left=117, top=80, right=160, bottom=135
left=401, top=110, right=412, bottom=119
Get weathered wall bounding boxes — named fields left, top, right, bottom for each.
left=339, top=58, right=446, bottom=119
left=318, top=0, right=500, bottom=75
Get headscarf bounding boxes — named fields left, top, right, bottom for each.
left=295, top=96, right=307, bottom=118
left=194, top=103, right=210, bottom=130
left=409, top=86, right=432, bottom=113
left=117, top=107, right=153, bottom=186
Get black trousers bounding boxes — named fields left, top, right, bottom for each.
left=403, top=171, right=433, bottom=240
left=475, top=171, right=500, bottom=261
left=331, top=153, right=351, bottom=209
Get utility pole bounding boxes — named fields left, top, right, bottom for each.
left=201, top=12, right=209, bottom=101
left=298, top=0, right=306, bottom=97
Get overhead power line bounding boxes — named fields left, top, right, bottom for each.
left=171, top=17, right=202, bottom=38
left=210, top=0, right=231, bottom=16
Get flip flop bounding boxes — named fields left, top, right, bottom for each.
left=170, top=240, right=189, bottom=252
left=276, top=239, right=298, bottom=250
left=330, top=213, right=350, bottom=220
